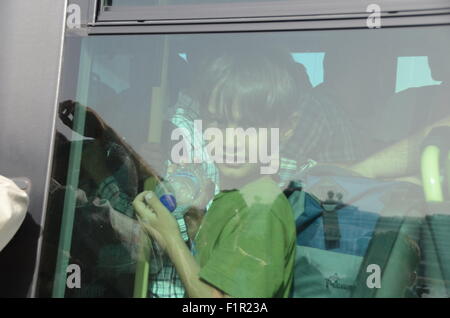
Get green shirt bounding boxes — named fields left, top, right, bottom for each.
left=195, top=176, right=296, bottom=298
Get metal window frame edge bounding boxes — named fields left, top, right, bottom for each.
left=95, top=0, right=450, bottom=24
left=87, top=12, right=450, bottom=35
left=30, top=0, right=69, bottom=298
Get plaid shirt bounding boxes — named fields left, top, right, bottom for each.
left=96, top=175, right=189, bottom=298
left=169, top=91, right=221, bottom=197
left=284, top=93, right=360, bottom=164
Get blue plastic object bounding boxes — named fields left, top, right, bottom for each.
left=159, top=193, right=177, bottom=212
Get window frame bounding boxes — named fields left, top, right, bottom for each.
left=95, top=0, right=450, bottom=26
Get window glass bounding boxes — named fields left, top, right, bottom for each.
left=291, top=52, right=325, bottom=87
left=38, top=26, right=450, bottom=298
left=396, top=56, right=442, bottom=93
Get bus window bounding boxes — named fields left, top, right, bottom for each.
left=37, top=26, right=450, bottom=298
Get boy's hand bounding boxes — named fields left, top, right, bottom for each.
left=133, top=191, right=182, bottom=252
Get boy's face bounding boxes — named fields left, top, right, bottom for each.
left=204, top=98, right=265, bottom=183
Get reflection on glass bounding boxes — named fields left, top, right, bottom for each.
left=37, top=26, right=450, bottom=298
